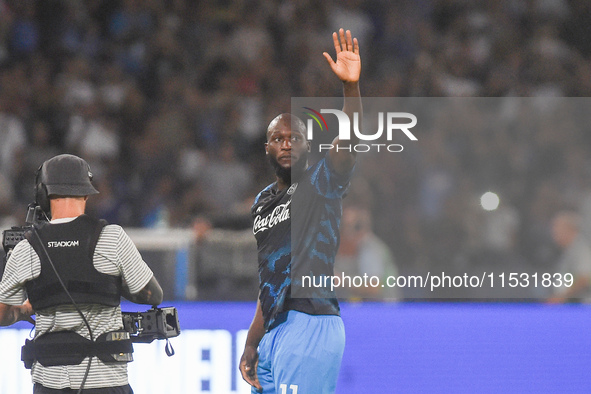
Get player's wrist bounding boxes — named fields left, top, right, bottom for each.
left=343, top=81, right=361, bottom=98
left=343, top=80, right=360, bottom=88
left=244, top=342, right=259, bottom=350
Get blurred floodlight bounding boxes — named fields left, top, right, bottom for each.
left=480, top=192, right=500, bottom=211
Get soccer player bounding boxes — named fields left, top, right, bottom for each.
left=240, top=29, right=361, bottom=393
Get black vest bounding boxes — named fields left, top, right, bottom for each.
left=25, top=215, right=122, bottom=310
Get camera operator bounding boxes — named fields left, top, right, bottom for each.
left=0, top=154, right=163, bottom=394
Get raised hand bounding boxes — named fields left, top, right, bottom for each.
left=323, top=28, right=361, bottom=84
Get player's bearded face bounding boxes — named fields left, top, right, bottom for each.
left=267, top=129, right=309, bottom=185
left=268, top=146, right=308, bottom=184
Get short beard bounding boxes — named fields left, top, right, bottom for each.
left=268, top=152, right=308, bottom=185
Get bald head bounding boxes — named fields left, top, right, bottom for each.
left=266, top=113, right=307, bottom=142
left=264, top=112, right=310, bottom=187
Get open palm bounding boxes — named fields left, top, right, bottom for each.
left=323, top=29, right=361, bottom=83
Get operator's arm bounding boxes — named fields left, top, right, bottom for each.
left=122, top=275, right=163, bottom=306
left=113, top=225, right=164, bottom=306
left=0, top=241, right=35, bottom=326
left=324, top=28, right=362, bottom=176
left=239, top=297, right=265, bottom=390
left=0, top=300, right=34, bottom=326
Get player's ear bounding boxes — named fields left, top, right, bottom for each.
left=265, top=142, right=269, bottom=154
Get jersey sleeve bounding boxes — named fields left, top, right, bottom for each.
left=111, top=225, right=155, bottom=294
left=308, top=155, right=354, bottom=199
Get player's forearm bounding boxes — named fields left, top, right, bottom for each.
left=245, top=299, right=266, bottom=348
left=325, top=29, right=362, bottom=172
left=329, top=81, right=362, bottom=174
left=343, top=81, right=360, bottom=99
left=240, top=300, right=264, bottom=390
left=342, top=81, right=362, bottom=146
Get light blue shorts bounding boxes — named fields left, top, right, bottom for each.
left=254, top=311, right=345, bottom=394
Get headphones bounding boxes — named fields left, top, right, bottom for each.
left=35, top=163, right=50, bottom=216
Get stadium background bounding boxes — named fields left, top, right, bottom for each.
left=1, top=0, right=590, bottom=392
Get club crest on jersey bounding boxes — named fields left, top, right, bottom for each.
left=287, top=183, right=298, bottom=195
left=253, top=200, right=291, bottom=235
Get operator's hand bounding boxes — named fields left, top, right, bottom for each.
left=323, top=28, right=361, bottom=84
left=12, top=300, right=35, bottom=325
left=21, top=300, right=35, bottom=325
left=240, top=344, right=262, bottom=390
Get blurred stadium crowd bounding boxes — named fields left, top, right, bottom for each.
left=1, top=0, right=591, bottom=297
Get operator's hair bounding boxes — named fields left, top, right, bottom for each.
left=266, top=113, right=307, bottom=141
left=49, top=195, right=87, bottom=200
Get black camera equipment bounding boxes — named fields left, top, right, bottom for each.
left=122, top=306, right=180, bottom=342
left=2, top=204, right=181, bottom=356
left=2, top=204, right=47, bottom=256
left=122, top=306, right=180, bottom=356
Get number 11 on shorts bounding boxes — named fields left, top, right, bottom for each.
left=279, top=384, right=298, bottom=394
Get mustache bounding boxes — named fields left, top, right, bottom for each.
left=268, top=152, right=308, bottom=184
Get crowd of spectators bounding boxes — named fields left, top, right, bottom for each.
left=1, top=0, right=591, bottom=297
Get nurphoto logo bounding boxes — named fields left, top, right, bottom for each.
left=302, top=108, right=418, bottom=153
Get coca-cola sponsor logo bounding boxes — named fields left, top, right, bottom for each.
left=253, top=199, right=291, bottom=235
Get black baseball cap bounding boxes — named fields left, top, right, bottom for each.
left=39, top=154, right=99, bottom=197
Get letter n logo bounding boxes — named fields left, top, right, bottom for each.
left=302, top=107, right=328, bottom=140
